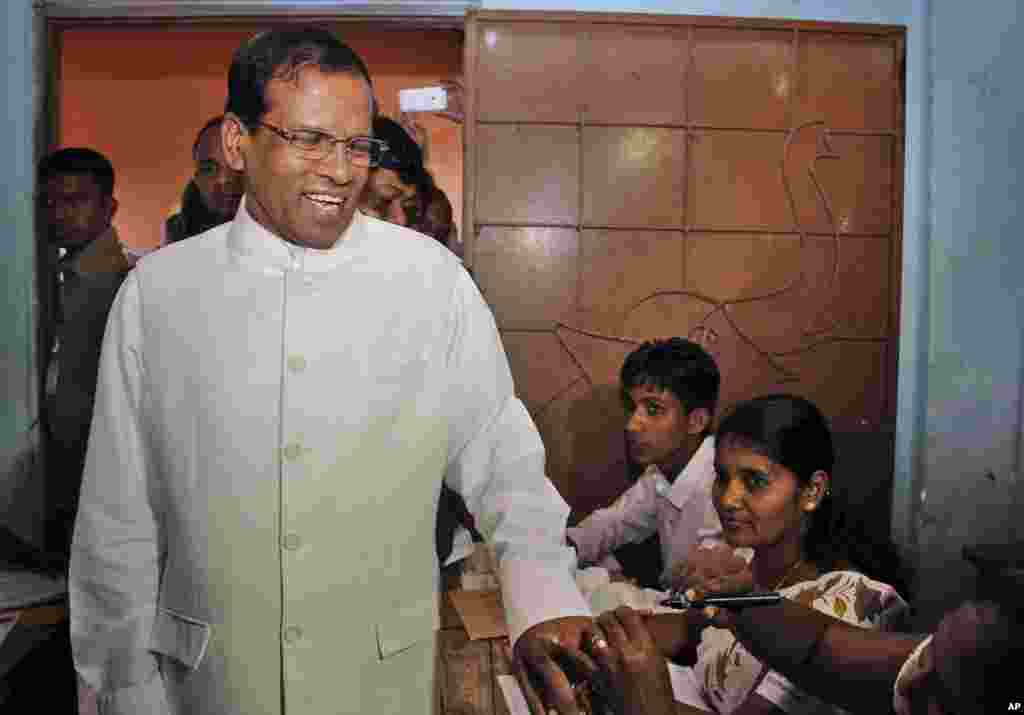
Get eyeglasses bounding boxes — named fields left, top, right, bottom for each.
left=255, top=121, right=386, bottom=168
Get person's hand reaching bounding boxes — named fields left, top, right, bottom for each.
left=587, top=606, right=678, bottom=715
left=669, top=540, right=753, bottom=596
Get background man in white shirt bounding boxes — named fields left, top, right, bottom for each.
left=567, top=338, right=727, bottom=589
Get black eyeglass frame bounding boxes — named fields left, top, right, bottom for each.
left=254, top=120, right=387, bottom=167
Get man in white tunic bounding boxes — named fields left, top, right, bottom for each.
left=70, top=28, right=596, bottom=715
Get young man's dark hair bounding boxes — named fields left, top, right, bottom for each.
left=38, top=147, right=115, bottom=196
left=620, top=337, right=720, bottom=417
left=225, top=27, right=373, bottom=129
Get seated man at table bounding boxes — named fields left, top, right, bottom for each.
left=566, top=338, right=728, bottom=589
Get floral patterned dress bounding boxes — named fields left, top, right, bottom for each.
left=683, top=570, right=908, bottom=714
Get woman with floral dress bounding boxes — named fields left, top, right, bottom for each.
left=583, top=394, right=911, bottom=715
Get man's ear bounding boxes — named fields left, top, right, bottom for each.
left=686, top=406, right=711, bottom=435
left=222, top=113, right=249, bottom=173
left=801, top=470, right=830, bottom=512
left=107, top=195, right=118, bottom=221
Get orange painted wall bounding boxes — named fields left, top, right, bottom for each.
left=57, top=24, right=464, bottom=252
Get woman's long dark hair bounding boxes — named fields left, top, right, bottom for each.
left=716, top=394, right=913, bottom=599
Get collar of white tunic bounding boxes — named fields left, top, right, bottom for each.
left=227, top=195, right=371, bottom=274
left=647, top=434, right=716, bottom=510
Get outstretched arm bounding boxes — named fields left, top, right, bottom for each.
left=705, top=598, right=922, bottom=713
left=69, top=273, right=170, bottom=715
left=443, top=267, right=593, bottom=714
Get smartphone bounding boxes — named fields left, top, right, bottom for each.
left=659, top=591, right=782, bottom=610
left=399, top=86, right=448, bottom=113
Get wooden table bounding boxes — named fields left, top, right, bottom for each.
left=437, top=583, right=515, bottom=715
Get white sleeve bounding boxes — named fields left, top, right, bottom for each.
left=443, top=267, right=590, bottom=645
left=565, top=478, right=659, bottom=565
left=69, top=273, right=170, bottom=715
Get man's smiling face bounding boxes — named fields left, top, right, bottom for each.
left=227, top=66, right=372, bottom=249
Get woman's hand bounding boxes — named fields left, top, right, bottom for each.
left=669, top=541, right=753, bottom=595
left=588, top=606, right=678, bottom=715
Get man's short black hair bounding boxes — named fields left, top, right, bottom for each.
left=226, top=27, right=373, bottom=130
left=38, top=147, right=115, bottom=196
left=620, top=337, right=720, bottom=415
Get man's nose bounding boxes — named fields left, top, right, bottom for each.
left=318, top=144, right=355, bottom=183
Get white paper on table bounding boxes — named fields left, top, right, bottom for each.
left=667, top=661, right=713, bottom=710
left=498, top=674, right=568, bottom=715
left=497, top=674, right=531, bottom=715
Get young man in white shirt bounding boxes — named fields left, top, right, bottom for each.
left=566, top=337, right=725, bottom=589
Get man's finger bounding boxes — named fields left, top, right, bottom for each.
left=613, top=605, right=649, bottom=641
left=596, top=610, right=628, bottom=650
left=512, top=649, right=550, bottom=715
left=518, top=643, right=581, bottom=715
left=586, top=631, right=619, bottom=675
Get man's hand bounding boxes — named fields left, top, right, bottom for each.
left=669, top=541, right=755, bottom=632
left=512, top=616, right=603, bottom=715
left=669, top=541, right=752, bottom=595
left=894, top=600, right=1010, bottom=715
left=590, top=606, right=678, bottom=715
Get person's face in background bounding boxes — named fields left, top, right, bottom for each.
left=224, top=67, right=373, bottom=250
left=622, top=383, right=704, bottom=478
left=362, top=168, right=418, bottom=226
left=193, top=123, right=244, bottom=219
left=40, top=172, right=116, bottom=249
left=712, top=438, right=807, bottom=553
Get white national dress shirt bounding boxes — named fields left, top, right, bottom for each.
left=566, top=436, right=723, bottom=586
left=69, top=201, right=590, bottom=715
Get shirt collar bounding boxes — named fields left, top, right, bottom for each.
left=226, top=196, right=368, bottom=274
left=652, top=435, right=716, bottom=508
